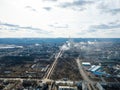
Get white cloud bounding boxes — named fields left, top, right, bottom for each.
left=0, top=0, right=120, bottom=38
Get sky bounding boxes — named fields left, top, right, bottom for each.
left=0, top=0, right=120, bottom=38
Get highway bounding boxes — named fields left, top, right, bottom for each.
left=76, top=58, right=98, bottom=90
left=43, top=48, right=63, bottom=79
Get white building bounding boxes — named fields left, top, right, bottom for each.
left=82, top=62, right=91, bottom=66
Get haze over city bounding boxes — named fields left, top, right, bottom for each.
left=0, top=0, right=120, bottom=38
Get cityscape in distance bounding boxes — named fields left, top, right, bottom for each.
left=0, top=38, right=120, bottom=90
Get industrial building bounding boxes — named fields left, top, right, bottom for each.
left=58, top=86, right=77, bottom=90
left=82, top=62, right=91, bottom=66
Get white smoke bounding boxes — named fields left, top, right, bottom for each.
left=61, top=44, right=70, bottom=51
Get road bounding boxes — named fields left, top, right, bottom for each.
left=0, top=77, right=41, bottom=82
left=76, top=58, right=98, bottom=90
left=43, top=48, right=63, bottom=79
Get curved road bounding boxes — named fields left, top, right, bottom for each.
left=76, top=58, right=98, bottom=90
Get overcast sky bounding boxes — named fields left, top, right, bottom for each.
left=0, top=0, right=120, bottom=38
